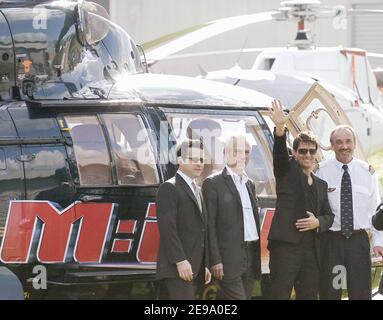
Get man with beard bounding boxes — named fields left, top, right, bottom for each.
left=202, top=135, right=261, bottom=300
left=267, top=100, right=334, bottom=300
left=316, top=125, right=383, bottom=300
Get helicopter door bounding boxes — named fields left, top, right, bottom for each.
left=7, top=108, right=74, bottom=208
left=62, top=111, right=160, bottom=271
left=284, top=82, right=367, bottom=162
left=0, top=11, right=14, bottom=100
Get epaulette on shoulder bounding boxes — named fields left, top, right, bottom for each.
left=369, top=164, right=376, bottom=175
left=359, top=160, right=374, bottom=175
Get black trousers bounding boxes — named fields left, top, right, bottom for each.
left=268, top=240, right=319, bottom=300
left=319, top=230, right=371, bottom=300
left=161, top=278, right=198, bottom=300
left=160, top=266, right=205, bottom=300
left=217, top=242, right=258, bottom=300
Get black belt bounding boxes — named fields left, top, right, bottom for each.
left=242, top=240, right=258, bottom=247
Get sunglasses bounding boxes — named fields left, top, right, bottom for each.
left=297, top=148, right=317, bottom=155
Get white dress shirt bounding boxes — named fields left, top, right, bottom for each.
left=316, top=157, right=383, bottom=247
left=226, top=166, right=259, bottom=242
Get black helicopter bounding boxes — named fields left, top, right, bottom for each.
left=0, top=0, right=372, bottom=299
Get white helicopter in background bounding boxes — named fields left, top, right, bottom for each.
left=146, top=0, right=383, bottom=156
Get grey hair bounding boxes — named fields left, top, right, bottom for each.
left=224, top=135, right=250, bottom=154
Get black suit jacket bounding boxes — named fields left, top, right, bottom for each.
left=372, top=202, right=383, bottom=230
left=202, top=167, right=261, bottom=280
left=268, top=130, right=334, bottom=248
left=156, top=173, right=208, bottom=280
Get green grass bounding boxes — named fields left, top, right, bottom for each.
left=372, top=266, right=382, bottom=290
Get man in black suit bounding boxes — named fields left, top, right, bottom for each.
left=268, top=100, right=334, bottom=300
left=202, top=135, right=261, bottom=300
left=156, top=139, right=211, bottom=300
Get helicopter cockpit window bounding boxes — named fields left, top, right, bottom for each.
left=164, top=112, right=275, bottom=197
left=257, top=58, right=275, bottom=71
left=65, top=115, right=112, bottom=186
left=102, top=114, right=159, bottom=186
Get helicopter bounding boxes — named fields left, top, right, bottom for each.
left=144, top=0, right=383, bottom=157
left=0, top=0, right=378, bottom=300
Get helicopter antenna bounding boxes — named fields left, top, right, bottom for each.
left=235, top=37, right=249, bottom=66
left=106, top=78, right=117, bottom=100
left=198, top=64, right=208, bottom=77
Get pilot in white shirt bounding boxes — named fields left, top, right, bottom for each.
left=317, top=157, right=382, bottom=245
left=316, top=125, right=383, bottom=300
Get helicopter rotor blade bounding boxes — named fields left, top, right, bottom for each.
left=347, top=9, right=383, bottom=16
left=145, top=11, right=276, bottom=64
left=158, top=47, right=267, bottom=61
left=145, top=2, right=383, bottom=65
left=367, top=52, right=383, bottom=59
left=152, top=47, right=383, bottom=67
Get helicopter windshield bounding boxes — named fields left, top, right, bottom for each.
left=1, top=0, right=143, bottom=100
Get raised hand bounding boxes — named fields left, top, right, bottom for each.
left=269, top=99, right=289, bottom=127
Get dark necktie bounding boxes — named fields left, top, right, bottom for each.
left=191, top=181, right=202, bottom=211
left=341, top=164, right=353, bottom=238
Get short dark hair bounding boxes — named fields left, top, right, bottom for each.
left=292, top=131, right=318, bottom=151
left=176, top=139, right=204, bottom=159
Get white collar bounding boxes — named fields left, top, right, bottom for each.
left=177, top=170, right=195, bottom=187
left=334, top=157, right=354, bottom=174
left=226, top=165, right=249, bottom=184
